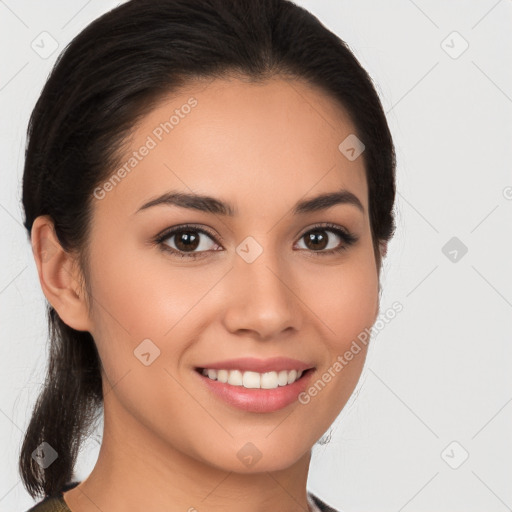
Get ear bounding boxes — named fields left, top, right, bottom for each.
left=30, top=215, right=93, bottom=332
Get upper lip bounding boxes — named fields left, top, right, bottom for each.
left=196, top=357, right=313, bottom=373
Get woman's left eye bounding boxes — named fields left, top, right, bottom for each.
left=154, top=223, right=358, bottom=259
left=295, top=224, right=358, bottom=255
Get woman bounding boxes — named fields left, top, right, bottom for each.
left=20, top=0, right=396, bottom=510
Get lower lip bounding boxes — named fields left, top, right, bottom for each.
left=195, top=369, right=315, bottom=413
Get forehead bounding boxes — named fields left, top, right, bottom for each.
left=93, top=76, right=368, bottom=220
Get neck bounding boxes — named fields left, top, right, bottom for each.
left=63, top=395, right=313, bottom=512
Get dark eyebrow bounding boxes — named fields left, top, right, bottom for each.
left=293, top=190, right=364, bottom=215
left=134, top=191, right=236, bottom=216
left=134, top=188, right=364, bottom=216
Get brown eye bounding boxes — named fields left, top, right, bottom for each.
left=303, top=230, right=329, bottom=251
left=296, top=224, right=358, bottom=255
left=173, top=230, right=201, bottom=252
left=156, top=225, right=221, bottom=258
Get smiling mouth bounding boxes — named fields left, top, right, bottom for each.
left=195, top=367, right=311, bottom=390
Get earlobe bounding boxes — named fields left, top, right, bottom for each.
left=31, top=215, right=92, bottom=332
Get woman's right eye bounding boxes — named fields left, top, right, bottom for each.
left=155, top=225, right=222, bottom=259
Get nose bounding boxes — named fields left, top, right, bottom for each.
left=221, top=242, right=303, bottom=340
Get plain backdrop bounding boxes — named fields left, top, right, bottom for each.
left=1, top=1, right=511, bottom=511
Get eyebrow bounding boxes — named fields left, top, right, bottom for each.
left=134, top=188, right=365, bottom=216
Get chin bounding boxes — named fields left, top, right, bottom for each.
left=195, top=435, right=313, bottom=474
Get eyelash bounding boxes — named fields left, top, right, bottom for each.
left=153, top=222, right=358, bottom=260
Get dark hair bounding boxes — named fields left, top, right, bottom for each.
left=19, top=0, right=396, bottom=500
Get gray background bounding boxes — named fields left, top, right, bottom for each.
left=1, top=1, right=511, bottom=511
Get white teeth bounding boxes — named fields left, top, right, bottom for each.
left=287, top=369, right=297, bottom=384
left=277, top=370, right=288, bottom=386
left=242, top=371, right=260, bottom=388
left=261, top=371, right=278, bottom=389
left=200, top=368, right=305, bottom=389
left=217, top=369, right=229, bottom=383
left=227, top=369, right=243, bottom=386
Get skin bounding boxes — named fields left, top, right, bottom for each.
left=31, top=76, right=385, bottom=512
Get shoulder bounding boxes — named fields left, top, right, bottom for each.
left=25, top=496, right=69, bottom=512
left=308, top=491, right=342, bottom=512
left=24, top=481, right=80, bottom=512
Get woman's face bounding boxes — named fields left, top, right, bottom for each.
left=82, top=76, right=380, bottom=472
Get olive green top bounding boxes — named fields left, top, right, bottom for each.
left=26, top=496, right=70, bottom=512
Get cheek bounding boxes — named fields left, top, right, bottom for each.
left=85, top=242, right=210, bottom=433
left=293, top=257, right=378, bottom=439
left=85, top=236, right=233, bottom=393
left=88, top=236, right=213, bottom=338
left=304, top=255, right=379, bottom=349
